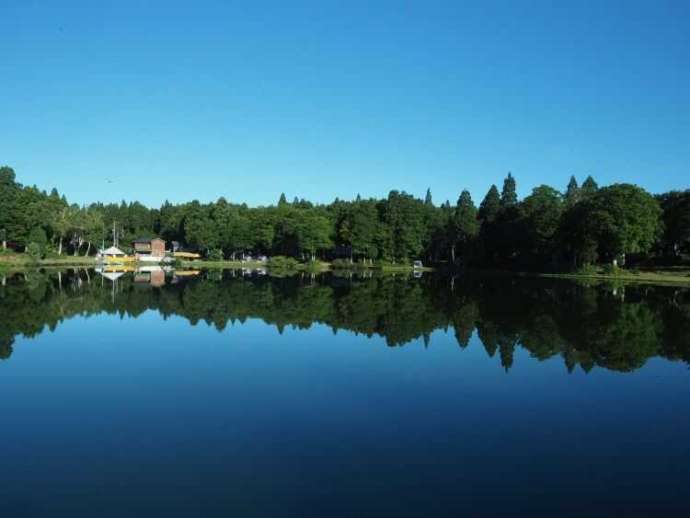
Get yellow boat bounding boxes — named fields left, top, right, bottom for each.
left=105, top=255, right=136, bottom=264
left=173, top=252, right=202, bottom=259
left=102, top=265, right=136, bottom=273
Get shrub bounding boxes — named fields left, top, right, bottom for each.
left=207, top=249, right=224, bottom=261
left=267, top=256, right=300, bottom=270
left=26, top=242, right=43, bottom=261
left=602, top=263, right=621, bottom=275
left=332, top=258, right=369, bottom=270
left=576, top=264, right=598, bottom=276
left=331, top=258, right=352, bottom=269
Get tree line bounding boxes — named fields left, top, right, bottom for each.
left=1, top=165, right=688, bottom=269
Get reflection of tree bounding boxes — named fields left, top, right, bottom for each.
left=0, top=269, right=688, bottom=373
left=452, top=302, right=478, bottom=349
left=588, top=304, right=661, bottom=372
left=0, top=337, right=13, bottom=360
left=497, top=335, right=516, bottom=372
left=476, top=321, right=498, bottom=358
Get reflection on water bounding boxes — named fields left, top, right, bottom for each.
left=3, top=268, right=690, bottom=516
left=2, top=268, right=689, bottom=373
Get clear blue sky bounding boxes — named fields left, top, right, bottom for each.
left=1, top=0, right=688, bottom=207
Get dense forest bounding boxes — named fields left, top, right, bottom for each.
left=1, top=165, right=688, bottom=270
left=1, top=270, right=689, bottom=373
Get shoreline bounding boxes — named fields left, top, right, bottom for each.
left=2, top=255, right=689, bottom=285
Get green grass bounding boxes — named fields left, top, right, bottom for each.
left=179, top=259, right=331, bottom=272
left=534, top=266, right=690, bottom=286
left=0, top=252, right=97, bottom=268
left=330, top=259, right=434, bottom=273
left=378, top=264, right=434, bottom=273
left=179, top=259, right=435, bottom=274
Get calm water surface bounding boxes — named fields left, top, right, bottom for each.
left=1, top=269, right=689, bottom=517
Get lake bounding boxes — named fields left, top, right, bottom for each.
left=1, top=269, right=689, bottom=517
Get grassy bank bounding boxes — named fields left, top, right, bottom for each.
left=375, top=264, right=434, bottom=273
left=0, top=252, right=96, bottom=267
left=179, top=258, right=435, bottom=273
left=2, top=252, right=433, bottom=274
left=179, top=259, right=332, bottom=272
left=535, top=266, right=690, bottom=286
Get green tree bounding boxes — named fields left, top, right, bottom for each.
left=566, top=184, right=662, bottom=265
left=597, top=185, right=661, bottom=263
left=564, top=175, right=580, bottom=206
left=478, top=185, right=500, bottom=223
left=500, top=173, right=517, bottom=208
left=521, top=185, right=564, bottom=263
left=450, top=190, right=479, bottom=263
left=297, top=211, right=333, bottom=261
left=0, top=166, right=21, bottom=249
left=184, top=203, right=220, bottom=254
left=27, top=227, right=48, bottom=255
left=581, top=175, right=598, bottom=198
left=50, top=206, right=74, bottom=255
left=349, top=200, right=380, bottom=261
left=658, top=190, right=690, bottom=257
left=83, top=209, right=105, bottom=256
left=383, top=191, right=426, bottom=262
left=424, top=188, right=433, bottom=207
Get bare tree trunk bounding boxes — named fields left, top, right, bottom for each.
left=2, top=240, right=6, bottom=250
left=58, top=238, right=63, bottom=256
left=85, top=242, right=91, bottom=257
left=450, top=244, right=456, bottom=264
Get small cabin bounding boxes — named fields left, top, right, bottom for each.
left=133, top=238, right=166, bottom=258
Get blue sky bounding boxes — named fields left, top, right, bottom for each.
left=1, top=0, right=688, bottom=207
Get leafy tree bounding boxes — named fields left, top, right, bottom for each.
left=658, top=190, right=690, bottom=257
left=383, top=191, right=426, bottom=262
left=50, top=207, right=73, bottom=255
left=559, top=201, right=607, bottom=266
left=27, top=227, right=48, bottom=255
left=521, top=185, right=564, bottom=263
left=568, top=184, right=662, bottom=265
left=297, top=210, right=332, bottom=260
left=26, top=242, right=43, bottom=261
left=184, top=203, right=220, bottom=253
left=450, top=190, right=479, bottom=263
left=595, top=184, right=661, bottom=263
left=348, top=200, right=380, bottom=261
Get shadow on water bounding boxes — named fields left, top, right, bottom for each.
left=1, top=268, right=689, bottom=373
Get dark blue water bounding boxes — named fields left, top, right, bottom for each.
left=1, top=270, right=689, bottom=517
